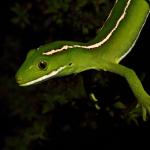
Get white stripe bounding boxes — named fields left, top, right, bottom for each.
left=43, top=0, right=131, bottom=56
left=118, top=10, right=150, bottom=62
left=20, top=66, right=67, bottom=86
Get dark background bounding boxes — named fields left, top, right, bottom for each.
left=0, top=0, right=150, bottom=149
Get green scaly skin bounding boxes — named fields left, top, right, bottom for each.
left=16, top=0, right=150, bottom=120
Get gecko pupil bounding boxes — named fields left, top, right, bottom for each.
left=38, top=61, right=47, bottom=70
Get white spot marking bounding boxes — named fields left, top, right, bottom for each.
left=43, top=0, right=131, bottom=56
left=20, top=66, right=67, bottom=86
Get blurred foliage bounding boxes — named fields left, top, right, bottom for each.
left=10, top=0, right=114, bottom=41
left=11, top=3, right=30, bottom=28
left=1, top=0, right=150, bottom=149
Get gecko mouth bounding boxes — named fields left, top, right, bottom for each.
left=17, top=66, right=67, bottom=86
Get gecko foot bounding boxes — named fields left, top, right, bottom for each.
left=139, top=96, right=150, bottom=121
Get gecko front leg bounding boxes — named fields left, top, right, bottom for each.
left=97, top=61, right=150, bottom=120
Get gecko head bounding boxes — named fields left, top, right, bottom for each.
left=15, top=43, right=75, bottom=86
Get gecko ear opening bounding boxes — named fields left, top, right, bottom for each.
left=69, top=63, right=73, bottom=66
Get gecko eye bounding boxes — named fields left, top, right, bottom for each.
left=38, top=61, right=47, bottom=70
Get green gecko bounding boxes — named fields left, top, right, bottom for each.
left=16, top=0, right=150, bottom=119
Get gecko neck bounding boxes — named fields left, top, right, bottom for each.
left=87, top=0, right=149, bottom=63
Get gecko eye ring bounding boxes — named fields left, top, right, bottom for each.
left=38, top=61, right=47, bottom=70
